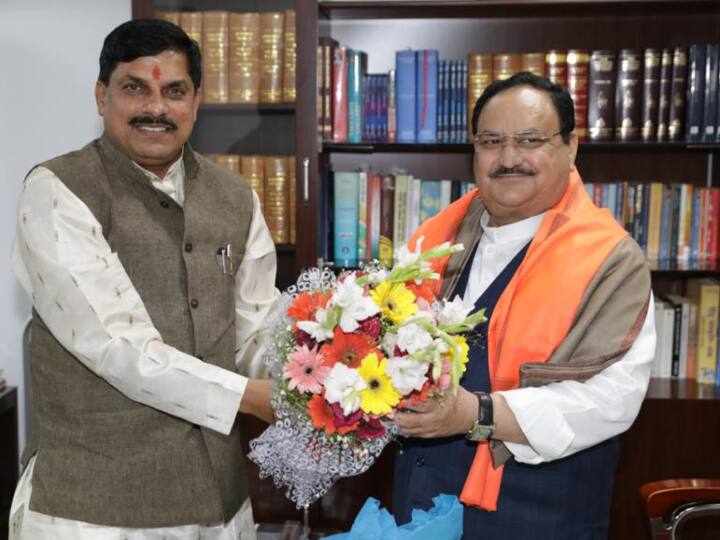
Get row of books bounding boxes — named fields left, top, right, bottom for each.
left=317, top=42, right=715, bottom=144
left=585, top=182, right=720, bottom=263
left=156, top=10, right=296, bottom=104
left=206, top=154, right=295, bottom=244
left=653, top=281, right=720, bottom=385
left=326, top=170, right=474, bottom=267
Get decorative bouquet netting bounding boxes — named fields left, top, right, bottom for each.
left=248, top=242, right=485, bottom=508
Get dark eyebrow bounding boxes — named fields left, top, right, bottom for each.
left=119, top=75, right=190, bottom=90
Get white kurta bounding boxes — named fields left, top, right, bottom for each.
left=462, top=209, right=656, bottom=464
left=10, top=155, right=280, bottom=539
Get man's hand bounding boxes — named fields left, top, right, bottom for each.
left=395, top=386, right=478, bottom=438
left=239, top=379, right=275, bottom=424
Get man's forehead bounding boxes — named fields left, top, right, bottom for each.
left=112, top=51, right=190, bottom=78
left=479, top=87, right=557, bottom=128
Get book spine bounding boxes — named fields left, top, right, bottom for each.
left=347, top=50, right=365, bottom=143
left=333, top=172, right=359, bottom=268
left=332, top=46, right=348, bottom=142
left=685, top=44, right=705, bottom=142
left=379, top=175, right=395, bottom=266
left=396, top=49, right=417, bottom=143
left=416, top=50, right=439, bottom=143
left=281, top=9, right=296, bottom=102
left=568, top=49, right=590, bottom=141
left=641, top=48, right=662, bottom=141
left=316, top=43, right=324, bottom=140
left=321, top=38, right=337, bottom=141
left=615, top=49, right=643, bottom=141
left=393, top=174, right=409, bottom=250
left=264, top=156, right=289, bottom=243
left=228, top=12, right=260, bottom=104
left=694, top=279, right=720, bottom=384
left=668, top=47, right=688, bottom=142
left=241, top=156, right=265, bottom=209
left=258, top=11, right=284, bottom=104
left=367, top=173, right=382, bottom=260
left=493, top=53, right=521, bottom=82
left=387, top=69, right=397, bottom=143
left=438, top=60, right=446, bottom=143
left=419, top=180, right=442, bottom=224
left=202, top=11, right=230, bottom=104
left=545, top=50, right=568, bottom=87
left=656, top=48, right=673, bottom=141
left=357, top=171, right=368, bottom=264
left=659, top=184, right=671, bottom=262
left=521, top=52, right=546, bottom=77
left=461, top=61, right=468, bottom=141
left=702, top=43, right=720, bottom=141
left=467, top=53, right=493, bottom=139
left=407, top=177, right=421, bottom=239
left=588, top=49, right=617, bottom=141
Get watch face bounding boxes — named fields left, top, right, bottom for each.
left=467, top=421, right=494, bottom=441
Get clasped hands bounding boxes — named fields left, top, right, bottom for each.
left=395, top=385, right=478, bottom=439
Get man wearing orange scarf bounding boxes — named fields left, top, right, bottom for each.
left=393, top=72, right=655, bottom=538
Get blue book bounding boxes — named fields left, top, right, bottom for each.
left=396, top=49, right=417, bottom=143
left=460, top=61, right=468, bottom=141
left=685, top=44, right=706, bottom=142
left=348, top=50, right=366, bottom=143
left=690, top=188, right=701, bottom=260
left=438, top=60, right=446, bottom=143
left=416, top=49, right=439, bottom=143
left=333, top=171, right=360, bottom=267
left=659, top=184, right=672, bottom=262
left=702, top=44, right=719, bottom=141
left=419, top=180, right=442, bottom=223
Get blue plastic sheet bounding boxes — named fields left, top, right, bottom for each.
left=325, top=494, right=463, bottom=540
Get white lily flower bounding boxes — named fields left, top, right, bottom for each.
left=394, top=242, right=421, bottom=269
left=433, top=337, right=450, bottom=354
left=397, top=322, right=433, bottom=354
left=438, top=296, right=473, bottom=326
left=330, top=274, right=380, bottom=332
left=324, top=363, right=367, bottom=415
left=365, top=268, right=389, bottom=285
left=386, top=356, right=429, bottom=395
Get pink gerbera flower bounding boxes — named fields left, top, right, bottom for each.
left=283, top=345, right=329, bottom=394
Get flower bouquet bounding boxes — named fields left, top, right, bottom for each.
left=248, top=240, right=486, bottom=508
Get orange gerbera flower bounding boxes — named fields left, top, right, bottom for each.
left=320, top=328, right=377, bottom=369
left=307, top=394, right=357, bottom=435
left=406, top=281, right=436, bottom=304
left=287, top=291, right=330, bottom=321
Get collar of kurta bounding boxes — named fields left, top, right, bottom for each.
left=408, top=169, right=629, bottom=511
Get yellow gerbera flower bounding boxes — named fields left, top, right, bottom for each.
left=357, top=352, right=401, bottom=415
left=370, top=282, right=418, bottom=325
left=450, top=336, right=470, bottom=373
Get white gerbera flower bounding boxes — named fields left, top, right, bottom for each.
left=324, top=363, right=367, bottom=415
left=385, top=356, right=428, bottom=395
left=296, top=307, right=334, bottom=342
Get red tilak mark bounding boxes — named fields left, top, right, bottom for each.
left=152, top=66, right=161, bottom=80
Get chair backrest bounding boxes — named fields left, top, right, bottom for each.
left=641, top=479, right=720, bottom=539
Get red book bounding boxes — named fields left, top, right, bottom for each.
left=567, top=49, right=590, bottom=142
left=332, top=46, right=348, bottom=142
left=708, top=188, right=720, bottom=262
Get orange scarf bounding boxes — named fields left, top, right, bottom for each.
left=408, top=170, right=628, bottom=511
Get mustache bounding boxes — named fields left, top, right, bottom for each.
left=489, top=166, right=536, bottom=178
left=128, top=115, right=177, bottom=130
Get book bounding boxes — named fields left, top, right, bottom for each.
left=388, top=69, right=397, bottom=143
left=259, top=12, right=284, bottom=104
left=320, top=37, right=337, bottom=141
left=641, top=48, right=662, bottom=141
left=419, top=180, right=442, bottom=224
left=347, top=50, right=367, bottom=143
left=545, top=50, right=568, bottom=87
left=202, top=11, right=230, bottom=104
left=685, top=44, right=705, bottom=142
left=332, top=45, right=348, bottom=142
left=668, top=46, right=688, bottom=142
left=155, top=11, right=181, bottom=26
left=656, top=48, right=673, bottom=141
left=264, top=156, right=289, bottom=243
left=333, top=171, right=360, bottom=268
left=241, top=156, right=265, bottom=210
left=396, top=50, right=417, bottom=143
left=393, top=174, right=409, bottom=250
left=588, top=50, right=616, bottom=141
left=416, top=50, right=439, bottom=143
left=493, top=53, right=521, bottom=82
left=282, top=10, right=296, bottom=103
left=367, top=173, right=382, bottom=260
left=521, top=52, right=545, bottom=77
left=379, top=175, right=395, bottom=266
left=467, top=53, right=493, bottom=138
left=702, top=43, right=719, bottom=141
left=567, top=49, right=590, bottom=141
left=664, top=294, right=691, bottom=378
left=615, top=49, right=642, bottom=141
left=686, top=278, right=720, bottom=384
left=228, top=13, right=260, bottom=104
left=357, top=171, right=368, bottom=264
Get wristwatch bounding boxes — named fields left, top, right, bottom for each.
left=466, top=391, right=495, bottom=441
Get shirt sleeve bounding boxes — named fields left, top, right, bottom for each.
left=12, top=166, right=249, bottom=435
left=498, top=294, right=656, bottom=464
left=234, top=190, right=281, bottom=379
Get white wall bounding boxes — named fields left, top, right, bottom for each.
left=0, top=0, right=131, bottom=462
